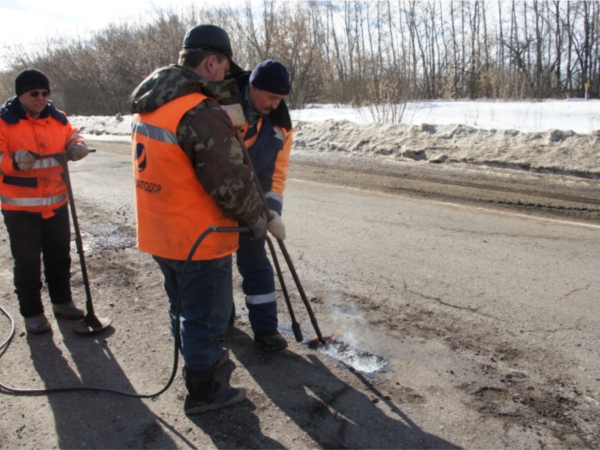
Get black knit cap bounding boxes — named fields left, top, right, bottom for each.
left=182, top=24, right=242, bottom=73
left=249, top=60, right=290, bottom=95
left=15, top=69, right=50, bottom=96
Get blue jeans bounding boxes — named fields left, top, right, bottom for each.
left=153, top=254, right=233, bottom=372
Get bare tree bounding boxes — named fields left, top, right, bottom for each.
left=3, top=0, right=599, bottom=115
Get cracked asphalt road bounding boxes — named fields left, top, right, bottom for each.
left=1, top=141, right=599, bottom=449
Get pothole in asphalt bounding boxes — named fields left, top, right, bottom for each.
left=278, top=322, right=389, bottom=376
left=80, top=223, right=136, bottom=250
left=309, top=338, right=389, bottom=377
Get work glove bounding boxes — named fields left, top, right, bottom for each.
left=14, top=150, right=36, bottom=171
left=267, top=210, right=286, bottom=241
left=67, top=142, right=90, bottom=161
left=245, top=216, right=267, bottom=241
left=221, top=104, right=246, bottom=128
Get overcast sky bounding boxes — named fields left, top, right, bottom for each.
left=0, top=0, right=251, bottom=70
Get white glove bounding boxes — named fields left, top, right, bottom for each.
left=221, top=104, right=246, bottom=128
left=67, top=142, right=89, bottom=161
left=267, top=210, right=286, bottom=241
left=14, top=150, right=36, bottom=171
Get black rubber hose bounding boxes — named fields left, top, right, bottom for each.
left=0, top=225, right=247, bottom=397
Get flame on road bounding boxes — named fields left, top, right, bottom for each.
left=307, top=333, right=388, bottom=374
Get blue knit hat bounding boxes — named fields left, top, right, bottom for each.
left=249, top=60, right=290, bottom=95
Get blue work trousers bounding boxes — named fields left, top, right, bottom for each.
left=153, top=254, right=233, bottom=372
left=236, top=235, right=278, bottom=334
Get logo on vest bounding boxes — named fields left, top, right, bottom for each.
left=134, top=142, right=162, bottom=195
left=136, top=143, right=147, bottom=172
left=136, top=179, right=162, bottom=194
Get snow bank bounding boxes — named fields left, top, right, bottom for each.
left=70, top=114, right=132, bottom=141
left=294, top=120, right=600, bottom=178
left=69, top=100, right=600, bottom=178
left=294, top=100, right=600, bottom=134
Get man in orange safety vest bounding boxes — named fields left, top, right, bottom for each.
left=130, top=24, right=268, bottom=415
left=0, top=69, right=90, bottom=334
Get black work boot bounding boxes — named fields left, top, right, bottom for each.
left=254, top=330, right=288, bottom=352
left=183, top=366, right=246, bottom=415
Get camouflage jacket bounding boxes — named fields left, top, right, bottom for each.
left=129, top=65, right=263, bottom=225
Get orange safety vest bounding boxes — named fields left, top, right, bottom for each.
left=240, top=117, right=292, bottom=205
left=131, top=93, right=238, bottom=261
left=0, top=110, right=82, bottom=218
left=240, top=119, right=262, bottom=149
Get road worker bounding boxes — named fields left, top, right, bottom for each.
left=0, top=69, right=90, bottom=334
left=226, top=60, right=293, bottom=351
left=129, top=24, right=267, bottom=414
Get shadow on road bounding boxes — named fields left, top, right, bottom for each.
left=187, top=382, right=285, bottom=449
left=24, top=318, right=176, bottom=449
left=223, top=328, right=461, bottom=449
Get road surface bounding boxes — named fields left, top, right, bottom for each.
left=1, top=141, right=599, bottom=449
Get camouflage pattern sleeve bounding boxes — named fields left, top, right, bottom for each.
left=177, top=99, right=264, bottom=225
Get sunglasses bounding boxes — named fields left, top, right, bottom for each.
left=29, top=90, right=51, bottom=98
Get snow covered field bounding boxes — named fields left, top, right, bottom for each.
left=293, top=99, right=600, bottom=134
left=70, top=99, right=600, bottom=178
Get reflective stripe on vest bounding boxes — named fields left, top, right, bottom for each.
left=131, top=121, right=178, bottom=145
left=33, top=158, right=61, bottom=169
left=1, top=150, right=60, bottom=169
left=1, top=194, right=68, bottom=207
left=67, top=132, right=81, bottom=141
left=132, top=92, right=239, bottom=261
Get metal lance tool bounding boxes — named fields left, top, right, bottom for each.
left=34, top=150, right=111, bottom=334
left=265, top=235, right=303, bottom=342
left=234, top=130, right=326, bottom=345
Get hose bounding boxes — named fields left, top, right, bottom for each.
left=0, top=225, right=245, bottom=397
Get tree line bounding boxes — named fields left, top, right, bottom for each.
left=1, top=1, right=598, bottom=117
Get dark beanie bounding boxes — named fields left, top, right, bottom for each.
left=249, top=60, right=290, bottom=95
left=15, top=69, right=50, bottom=96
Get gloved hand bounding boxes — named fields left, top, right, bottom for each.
left=221, top=104, right=246, bottom=128
left=267, top=210, right=286, bottom=241
left=67, top=142, right=90, bottom=161
left=14, top=150, right=36, bottom=171
left=245, top=216, right=267, bottom=240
